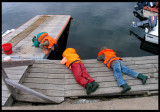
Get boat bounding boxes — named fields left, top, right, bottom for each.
left=145, top=19, right=158, bottom=44
left=130, top=30, right=158, bottom=55
left=131, top=3, right=159, bottom=54
left=132, top=2, right=159, bottom=45
left=143, top=2, right=158, bottom=19
left=131, top=15, right=158, bottom=45
left=134, top=2, right=158, bottom=18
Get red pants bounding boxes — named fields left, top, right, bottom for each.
left=71, top=62, right=94, bottom=88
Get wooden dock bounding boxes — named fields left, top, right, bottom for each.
left=2, top=15, right=71, bottom=59
left=1, top=15, right=158, bottom=107
left=2, top=55, right=158, bottom=106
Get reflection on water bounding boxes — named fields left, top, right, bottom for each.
left=130, top=30, right=158, bottom=55
left=2, top=2, right=156, bottom=59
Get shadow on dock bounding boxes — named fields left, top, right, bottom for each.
left=47, top=18, right=72, bottom=60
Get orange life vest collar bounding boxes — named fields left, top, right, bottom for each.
left=98, top=49, right=113, bottom=57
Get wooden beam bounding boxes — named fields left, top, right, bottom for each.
left=2, top=60, right=35, bottom=68
left=2, top=67, right=17, bottom=99
left=7, top=16, right=49, bottom=48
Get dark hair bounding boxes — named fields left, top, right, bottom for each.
left=100, top=46, right=108, bottom=51
left=32, top=36, right=36, bottom=42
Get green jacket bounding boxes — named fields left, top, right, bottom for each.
left=33, top=32, right=48, bottom=47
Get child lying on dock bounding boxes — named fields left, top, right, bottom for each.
left=61, top=48, right=99, bottom=95
left=32, top=32, right=59, bottom=55
left=97, top=47, right=148, bottom=94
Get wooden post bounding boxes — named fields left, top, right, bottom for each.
left=2, top=67, right=17, bottom=99
left=2, top=60, right=35, bottom=68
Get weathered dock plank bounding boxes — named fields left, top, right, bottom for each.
left=32, top=55, right=158, bottom=64
left=64, top=84, right=158, bottom=97
left=14, top=55, right=158, bottom=104
left=27, top=65, right=157, bottom=74
left=24, top=78, right=65, bottom=85
left=64, top=75, right=158, bottom=85
left=2, top=15, right=41, bottom=45
left=7, top=16, right=50, bottom=48
left=22, top=83, right=64, bottom=91
left=64, top=78, right=158, bottom=90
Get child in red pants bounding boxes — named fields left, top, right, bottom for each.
left=61, top=48, right=99, bottom=95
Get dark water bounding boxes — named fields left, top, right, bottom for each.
left=2, top=2, right=155, bottom=59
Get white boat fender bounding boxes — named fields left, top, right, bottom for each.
left=3, top=56, right=11, bottom=61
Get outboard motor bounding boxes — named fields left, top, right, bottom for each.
left=131, top=16, right=157, bottom=32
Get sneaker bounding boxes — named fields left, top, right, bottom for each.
left=121, top=83, right=131, bottom=94
left=85, top=83, right=92, bottom=95
left=137, top=73, right=148, bottom=84
left=91, top=81, right=99, bottom=92
left=121, top=86, right=131, bottom=94
left=142, top=76, right=148, bottom=84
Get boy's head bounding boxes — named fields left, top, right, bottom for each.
left=32, top=36, right=36, bottom=42
left=100, top=46, right=108, bottom=51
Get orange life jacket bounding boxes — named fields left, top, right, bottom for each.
left=98, top=49, right=123, bottom=68
left=62, top=48, right=81, bottom=69
left=38, top=33, right=57, bottom=49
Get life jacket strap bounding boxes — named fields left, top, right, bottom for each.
left=39, top=34, right=48, bottom=43
left=106, top=57, right=117, bottom=66
left=69, top=60, right=81, bottom=68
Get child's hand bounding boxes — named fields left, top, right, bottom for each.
left=61, top=57, right=67, bottom=64
left=41, top=49, right=50, bottom=55
left=51, top=46, right=54, bottom=50
left=45, top=49, right=50, bottom=55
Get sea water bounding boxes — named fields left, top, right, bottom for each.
left=2, top=2, right=155, bottom=59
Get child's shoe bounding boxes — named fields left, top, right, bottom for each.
left=121, top=83, right=131, bottom=94
left=91, top=81, right=99, bottom=92
left=137, top=73, right=148, bottom=84
left=85, top=83, right=92, bottom=95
